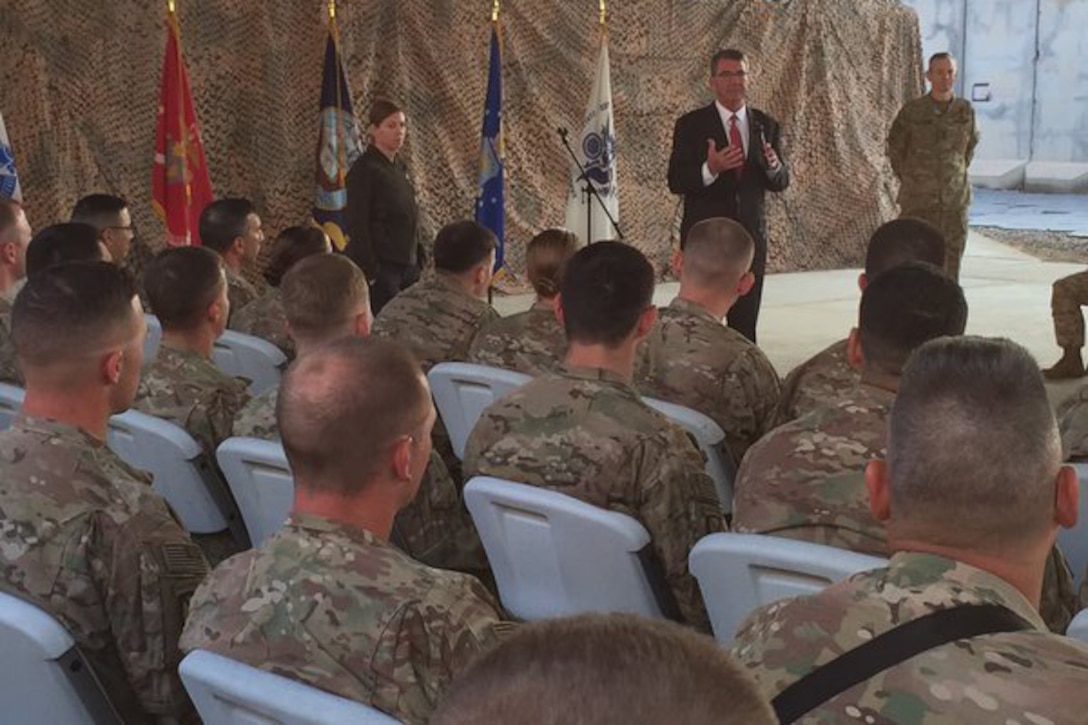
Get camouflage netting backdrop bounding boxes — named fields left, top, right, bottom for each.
left=0, top=0, right=922, bottom=281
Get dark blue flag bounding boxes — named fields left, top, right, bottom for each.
left=475, top=25, right=505, bottom=275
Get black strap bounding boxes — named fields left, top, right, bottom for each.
left=771, top=604, right=1033, bottom=724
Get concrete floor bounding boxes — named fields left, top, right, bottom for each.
left=493, top=230, right=1088, bottom=408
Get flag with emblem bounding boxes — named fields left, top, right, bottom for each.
left=312, top=1, right=363, bottom=252
left=474, top=12, right=506, bottom=277
left=152, top=2, right=214, bottom=246
left=564, top=20, right=618, bottom=245
left=0, top=111, right=23, bottom=203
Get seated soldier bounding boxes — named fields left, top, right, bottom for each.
left=468, top=228, right=577, bottom=375
left=731, top=336, right=1088, bottom=723
left=135, top=246, right=250, bottom=455
left=182, top=337, right=505, bottom=725
left=464, top=242, right=725, bottom=632
left=775, top=218, right=945, bottom=425
left=636, top=217, right=780, bottom=465
left=233, top=253, right=485, bottom=574
left=734, top=263, right=966, bottom=554
left=198, top=198, right=266, bottom=318
left=1, top=262, right=207, bottom=722
left=230, top=225, right=330, bottom=358
left=0, top=199, right=32, bottom=383
left=70, top=193, right=135, bottom=265
left=372, top=219, right=499, bottom=371
left=432, top=613, right=775, bottom=725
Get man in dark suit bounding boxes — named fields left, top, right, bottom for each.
left=668, top=49, right=790, bottom=343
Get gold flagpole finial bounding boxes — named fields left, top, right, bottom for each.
left=491, top=0, right=500, bottom=23
left=599, top=0, right=606, bottom=26
left=168, top=0, right=175, bottom=14
left=328, top=0, right=336, bottom=20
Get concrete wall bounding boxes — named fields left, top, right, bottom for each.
left=901, top=0, right=1088, bottom=189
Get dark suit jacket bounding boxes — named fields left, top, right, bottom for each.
left=667, top=103, right=789, bottom=247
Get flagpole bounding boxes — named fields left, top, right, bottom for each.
left=599, top=0, right=606, bottom=27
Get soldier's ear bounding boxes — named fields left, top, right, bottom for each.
left=671, top=248, right=683, bottom=278
left=847, top=327, right=864, bottom=371
left=1055, top=464, right=1079, bottom=530
left=865, top=459, right=892, bottom=522
left=635, top=305, right=658, bottom=341
left=391, top=435, right=413, bottom=483
left=283, top=320, right=293, bottom=343
left=737, top=270, right=755, bottom=297
left=355, top=307, right=373, bottom=337
left=102, top=348, right=124, bottom=386
left=0, top=240, right=15, bottom=265
left=554, top=294, right=565, bottom=327
left=857, top=272, right=868, bottom=292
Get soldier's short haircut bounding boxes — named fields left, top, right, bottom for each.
left=70, top=193, right=128, bottom=232
left=431, top=613, right=776, bottom=725
left=858, top=262, right=966, bottom=376
left=710, top=48, right=747, bottom=75
left=864, top=218, right=946, bottom=277
left=682, top=217, right=755, bottom=288
left=280, top=254, right=369, bottom=341
left=278, top=337, right=430, bottom=493
left=561, top=241, right=654, bottom=348
left=262, top=226, right=329, bottom=287
left=928, top=51, right=956, bottom=68
left=0, top=198, right=21, bottom=243
left=25, top=223, right=106, bottom=279
left=526, top=228, right=578, bottom=298
left=198, top=198, right=257, bottom=254
left=144, top=247, right=225, bottom=332
left=13, top=261, right=138, bottom=368
left=433, top=220, right=497, bottom=274
left=888, top=336, right=1059, bottom=548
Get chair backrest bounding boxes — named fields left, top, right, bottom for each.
left=144, top=314, right=163, bottom=367
left=1067, top=609, right=1088, bottom=643
left=180, top=649, right=402, bottom=725
left=689, top=532, right=887, bottom=644
left=217, top=437, right=294, bottom=548
left=1058, top=463, right=1088, bottom=590
left=642, top=396, right=736, bottom=512
left=108, top=410, right=234, bottom=536
left=464, top=476, right=675, bottom=621
left=212, top=330, right=288, bottom=396
left=427, top=362, right=532, bottom=460
left=0, top=591, right=121, bottom=724
left=0, top=381, right=25, bottom=431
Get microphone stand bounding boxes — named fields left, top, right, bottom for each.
left=557, top=127, right=623, bottom=243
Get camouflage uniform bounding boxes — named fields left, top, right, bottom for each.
left=372, top=271, right=500, bottom=373
left=467, top=298, right=566, bottom=376
left=463, top=365, right=726, bottom=632
left=225, top=267, right=260, bottom=322
left=888, top=95, right=979, bottom=281
left=0, top=415, right=208, bottom=723
left=232, top=386, right=488, bottom=575
left=0, top=295, right=21, bottom=384
left=135, top=344, right=251, bottom=454
left=1050, top=269, right=1088, bottom=351
left=635, top=297, right=781, bottom=463
left=229, top=287, right=294, bottom=358
left=774, top=338, right=857, bottom=426
left=735, top=383, right=1078, bottom=633
left=734, top=382, right=895, bottom=556
left=180, top=513, right=503, bottom=725
left=731, top=552, right=1088, bottom=725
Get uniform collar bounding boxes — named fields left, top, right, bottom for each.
left=668, top=297, right=721, bottom=324
left=14, top=413, right=107, bottom=449
left=286, top=512, right=391, bottom=550
left=558, top=364, right=633, bottom=388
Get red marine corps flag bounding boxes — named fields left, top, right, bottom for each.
left=152, top=0, right=213, bottom=246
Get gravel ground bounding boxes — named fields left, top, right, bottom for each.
left=975, top=226, right=1088, bottom=264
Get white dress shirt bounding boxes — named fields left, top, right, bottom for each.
left=701, top=102, right=750, bottom=187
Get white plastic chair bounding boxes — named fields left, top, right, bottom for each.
left=642, top=396, right=736, bottom=513
left=216, top=437, right=294, bottom=548
left=180, top=649, right=402, bottom=725
left=0, top=381, right=24, bottom=431
left=144, top=314, right=163, bottom=367
left=1057, top=463, right=1088, bottom=589
left=1067, top=609, right=1088, bottom=643
left=689, top=532, right=887, bottom=643
left=213, top=330, right=288, bottom=396
left=464, top=476, right=680, bottom=622
left=0, top=591, right=122, bottom=724
left=108, top=410, right=249, bottom=547
left=427, top=362, right=531, bottom=460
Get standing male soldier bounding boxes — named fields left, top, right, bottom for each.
left=888, top=52, right=979, bottom=281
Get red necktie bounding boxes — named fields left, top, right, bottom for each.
left=729, top=115, right=745, bottom=179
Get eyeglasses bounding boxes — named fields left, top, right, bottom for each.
left=715, top=71, right=748, bottom=79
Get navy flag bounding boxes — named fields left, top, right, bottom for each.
left=475, top=21, right=506, bottom=276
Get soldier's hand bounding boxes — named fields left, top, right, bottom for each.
left=762, top=141, right=780, bottom=170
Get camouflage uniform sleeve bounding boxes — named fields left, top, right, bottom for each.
left=721, top=348, right=781, bottom=462
left=97, top=506, right=209, bottom=719
left=639, top=429, right=727, bottom=633
left=1042, top=544, right=1077, bottom=633
left=966, top=103, right=980, bottom=166
left=0, top=322, right=21, bottom=385
left=887, top=103, right=910, bottom=180
left=183, top=380, right=251, bottom=453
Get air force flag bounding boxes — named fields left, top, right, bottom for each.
left=475, top=23, right=506, bottom=274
